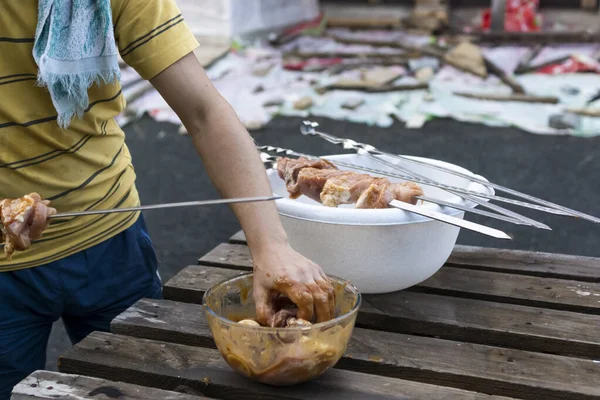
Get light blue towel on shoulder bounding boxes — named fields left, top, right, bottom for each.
left=33, top=0, right=121, bottom=128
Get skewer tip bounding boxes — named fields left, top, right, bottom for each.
left=300, top=120, right=319, bottom=136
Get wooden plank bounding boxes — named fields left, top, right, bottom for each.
left=11, top=370, right=206, bottom=399
left=446, top=246, right=600, bottom=283
left=229, top=231, right=600, bottom=282
left=110, top=299, right=600, bottom=400
left=361, top=291, right=600, bottom=359
left=200, top=243, right=600, bottom=314
left=229, top=231, right=246, bottom=244
left=59, top=332, right=513, bottom=400
left=418, top=267, right=600, bottom=314
left=163, top=264, right=247, bottom=304
left=163, top=265, right=600, bottom=359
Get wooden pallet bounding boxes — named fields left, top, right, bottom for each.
left=52, top=232, right=599, bottom=399
left=11, top=370, right=210, bottom=399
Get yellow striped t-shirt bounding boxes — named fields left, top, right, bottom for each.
left=0, top=0, right=199, bottom=271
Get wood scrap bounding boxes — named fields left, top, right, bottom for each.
left=514, top=55, right=571, bottom=75
left=326, top=16, right=403, bottom=29
left=294, top=97, right=314, bottom=110
left=444, top=42, right=488, bottom=78
left=405, top=7, right=449, bottom=33
left=362, top=67, right=405, bottom=86
left=284, top=51, right=407, bottom=60
left=342, top=98, right=365, bottom=110
left=327, top=58, right=410, bottom=74
left=483, top=57, right=526, bottom=94
left=566, top=108, right=600, bottom=118
left=454, top=92, right=559, bottom=104
left=252, top=63, right=274, bottom=77
left=317, top=66, right=416, bottom=94
left=514, top=45, right=543, bottom=75
left=329, top=35, right=492, bottom=80
left=469, top=31, right=600, bottom=45
left=549, top=114, right=580, bottom=129
left=318, top=82, right=429, bottom=94
left=329, top=35, right=412, bottom=51
left=415, top=66, right=435, bottom=83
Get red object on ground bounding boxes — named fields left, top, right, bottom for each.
left=481, top=0, right=541, bottom=32
left=536, top=55, right=600, bottom=75
left=280, top=13, right=324, bottom=37
left=284, top=57, right=343, bottom=71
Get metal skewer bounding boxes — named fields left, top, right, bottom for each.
left=300, top=120, right=600, bottom=224
left=259, top=152, right=513, bottom=239
left=417, top=195, right=525, bottom=225
left=258, top=146, right=547, bottom=229
left=354, top=149, right=553, bottom=229
left=389, top=200, right=512, bottom=240
left=49, top=196, right=283, bottom=219
left=299, top=121, right=558, bottom=221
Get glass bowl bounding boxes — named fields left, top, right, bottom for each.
left=202, top=273, right=361, bottom=386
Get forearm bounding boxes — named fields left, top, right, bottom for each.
left=149, top=53, right=287, bottom=256
left=187, top=96, right=288, bottom=255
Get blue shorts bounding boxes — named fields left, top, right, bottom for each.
left=0, top=215, right=162, bottom=399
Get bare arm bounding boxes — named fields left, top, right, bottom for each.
left=150, top=53, right=334, bottom=324
left=150, top=53, right=285, bottom=254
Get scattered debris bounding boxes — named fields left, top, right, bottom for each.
left=560, top=86, right=580, bottom=96
left=341, top=98, right=365, bottom=110
left=405, top=113, right=428, bottom=129
left=252, top=63, right=275, bottom=77
left=454, top=92, right=559, bottom=104
left=549, top=114, right=580, bottom=130
left=405, top=0, right=448, bottom=33
left=294, top=96, right=314, bottom=110
left=483, top=56, right=526, bottom=94
left=326, top=15, right=402, bottom=30
left=444, top=42, right=488, bottom=78
left=319, top=82, right=428, bottom=93
left=415, top=66, right=435, bottom=83
left=116, top=12, right=600, bottom=137
left=566, top=108, right=600, bottom=118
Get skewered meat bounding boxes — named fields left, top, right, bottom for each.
left=277, top=157, right=424, bottom=208
left=277, top=157, right=337, bottom=199
left=1, top=193, right=56, bottom=260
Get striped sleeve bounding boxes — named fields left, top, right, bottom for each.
left=113, top=0, right=199, bottom=80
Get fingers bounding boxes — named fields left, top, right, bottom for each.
left=316, top=278, right=336, bottom=320
left=307, top=282, right=332, bottom=323
left=275, top=281, right=314, bottom=322
left=253, top=286, right=276, bottom=326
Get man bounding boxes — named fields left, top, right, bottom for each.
left=0, top=1, right=334, bottom=397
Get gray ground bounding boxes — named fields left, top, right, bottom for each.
left=45, top=115, right=600, bottom=370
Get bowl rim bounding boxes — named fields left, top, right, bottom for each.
left=267, top=154, right=495, bottom=226
left=202, top=272, right=362, bottom=331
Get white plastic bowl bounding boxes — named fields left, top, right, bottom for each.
left=267, top=153, right=494, bottom=294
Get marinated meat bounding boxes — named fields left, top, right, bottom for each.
left=355, top=181, right=394, bottom=209
left=268, top=295, right=302, bottom=328
left=356, top=181, right=424, bottom=209
left=277, top=157, right=337, bottom=199
left=321, top=174, right=388, bottom=207
left=296, top=168, right=354, bottom=203
left=276, top=156, right=424, bottom=209
left=0, top=193, right=56, bottom=260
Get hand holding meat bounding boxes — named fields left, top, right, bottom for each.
left=252, top=244, right=335, bottom=327
left=1, top=193, right=56, bottom=260
left=277, top=157, right=424, bottom=208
